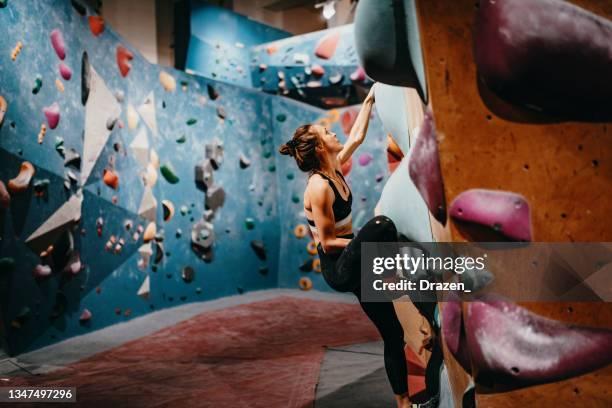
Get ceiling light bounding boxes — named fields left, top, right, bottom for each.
left=316, top=1, right=337, bottom=20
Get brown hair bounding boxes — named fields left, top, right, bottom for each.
left=278, top=124, right=321, bottom=173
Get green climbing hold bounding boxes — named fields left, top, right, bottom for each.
left=176, top=134, right=186, bottom=143
left=291, top=194, right=300, bottom=204
left=186, top=118, right=197, bottom=126
left=268, top=164, right=276, bottom=172
left=287, top=173, right=294, bottom=180
left=0, top=257, right=16, bottom=273
left=263, top=151, right=272, bottom=159
left=160, top=164, right=179, bottom=184
left=245, top=217, right=255, bottom=230
left=260, top=139, right=267, bottom=146
left=276, top=113, right=287, bottom=122
left=32, top=76, right=43, bottom=94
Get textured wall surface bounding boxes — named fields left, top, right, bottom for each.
left=0, top=0, right=386, bottom=355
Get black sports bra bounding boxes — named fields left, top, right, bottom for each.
left=306, top=170, right=353, bottom=230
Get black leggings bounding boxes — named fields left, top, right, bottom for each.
left=318, top=215, right=408, bottom=395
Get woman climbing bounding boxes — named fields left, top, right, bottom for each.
left=279, top=85, right=413, bottom=408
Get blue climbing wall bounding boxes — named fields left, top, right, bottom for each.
left=186, top=1, right=290, bottom=87
left=0, top=0, right=388, bottom=355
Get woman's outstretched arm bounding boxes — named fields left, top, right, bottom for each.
left=337, top=84, right=376, bottom=165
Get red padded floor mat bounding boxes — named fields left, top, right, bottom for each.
left=8, top=296, right=383, bottom=407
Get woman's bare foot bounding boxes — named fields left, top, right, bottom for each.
left=395, top=392, right=411, bottom=408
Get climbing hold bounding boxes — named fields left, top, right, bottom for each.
left=245, top=218, right=255, bottom=230
left=313, top=258, right=321, bottom=273
left=276, top=113, right=286, bottom=122
left=350, top=67, right=366, bottom=82
left=0, top=257, right=15, bottom=273
left=8, top=161, right=35, bottom=193
left=307, top=81, right=322, bottom=88
left=64, top=148, right=81, bottom=169
left=191, top=220, right=214, bottom=252
left=33, top=179, right=50, bottom=198
left=299, top=277, right=313, bottom=291
left=205, top=139, right=224, bottom=169
left=88, top=15, right=105, bottom=36
left=329, top=72, right=343, bottom=85
left=315, top=30, right=340, bottom=59
left=291, top=194, right=300, bottom=203
left=160, top=164, right=179, bottom=184
left=37, top=124, right=47, bottom=144
left=358, top=152, right=373, bottom=166
left=0, top=181, right=10, bottom=209
left=0, top=95, right=7, bottom=127
left=159, top=71, right=176, bottom=92
left=59, top=62, right=72, bottom=80
left=186, top=118, right=197, bottom=126
left=409, top=110, right=447, bottom=225
left=250, top=240, right=267, bottom=260
left=180, top=205, right=189, bottom=216
left=299, top=258, right=314, bottom=272
left=0, top=0, right=7, bottom=8
left=205, top=185, right=225, bottom=211
left=294, top=224, right=308, bottom=238
left=195, top=159, right=214, bottom=191
left=32, top=75, right=43, bottom=94
left=162, top=199, right=175, bottom=222
left=341, top=107, right=359, bottom=136
left=143, top=222, right=156, bottom=243
left=182, top=266, right=195, bottom=283
left=11, top=41, right=23, bottom=61
left=50, top=29, right=66, bottom=60
left=269, top=164, right=276, bottom=172
left=259, top=64, right=268, bottom=72
left=79, top=308, right=92, bottom=322
left=176, top=134, right=186, bottom=144
left=239, top=154, right=251, bottom=169
left=207, top=84, right=219, bottom=100
left=33, top=264, right=52, bottom=278
left=462, top=298, right=612, bottom=386
left=43, top=102, right=60, bottom=129
left=450, top=189, right=532, bottom=242
left=216, top=106, right=226, bottom=119
left=116, top=45, right=134, bottom=77
left=55, top=79, right=65, bottom=93
left=311, top=64, right=325, bottom=76
left=81, top=51, right=91, bottom=105
left=103, top=169, right=119, bottom=189
left=306, top=241, right=317, bottom=255
left=137, top=275, right=150, bottom=299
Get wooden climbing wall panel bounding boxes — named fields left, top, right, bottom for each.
left=416, top=0, right=612, bottom=406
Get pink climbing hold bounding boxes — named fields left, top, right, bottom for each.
left=464, top=298, right=612, bottom=386
left=79, top=308, right=92, bottom=322
left=50, top=29, right=66, bottom=60
left=33, top=264, right=52, bottom=278
left=358, top=153, right=373, bottom=166
left=65, top=252, right=82, bottom=275
left=449, top=188, right=532, bottom=241
left=409, top=109, right=447, bottom=225
left=311, top=64, right=325, bottom=76
left=59, top=62, right=72, bottom=80
left=350, top=67, right=366, bottom=82
left=341, top=107, right=359, bottom=136
left=43, top=102, right=60, bottom=129
left=315, top=30, right=340, bottom=60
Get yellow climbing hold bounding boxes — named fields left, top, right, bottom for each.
left=327, top=109, right=340, bottom=123
left=294, top=224, right=308, bottom=238
left=306, top=240, right=317, bottom=255
left=299, top=277, right=313, bottom=291
left=143, top=222, right=156, bottom=243
left=159, top=71, right=176, bottom=92
left=11, top=41, right=23, bottom=61
left=37, top=124, right=47, bottom=144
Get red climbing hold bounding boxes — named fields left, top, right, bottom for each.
left=311, top=64, right=325, bottom=76
left=116, top=45, right=133, bottom=77
left=315, top=30, right=340, bottom=60
left=59, top=62, right=72, bottom=80
left=88, top=15, right=105, bottom=36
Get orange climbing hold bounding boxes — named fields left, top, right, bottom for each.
left=299, top=277, right=313, bottom=291
left=143, top=222, right=156, bottom=243
left=37, top=124, right=47, bottom=144
left=103, top=169, right=119, bottom=190
left=315, top=30, right=340, bottom=60
left=8, top=162, right=35, bottom=193
left=0, top=95, right=7, bottom=127
left=88, top=16, right=105, bottom=36
left=294, top=224, right=308, bottom=238
left=11, top=41, right=23, bottom=61
left=116, top=45, right=133, bottom=77
left=313, top=258, right=321, bottom=273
